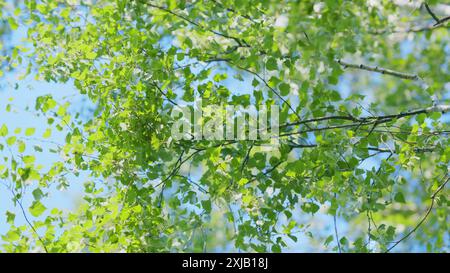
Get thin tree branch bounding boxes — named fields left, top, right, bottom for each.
left=227, top=61, right=307, bottom=125
left=150, top=80, right=179, bottom=106
left=16, top=199, right=49, bottom=253
left=385, top=175, right=450, bottom=252
left=336, top=59, right=420, bottom=80
left=435, top=15, right=450, bottom=26
left=370, top=4, right=450, bottom=34
left=372, top=21, right=449, bottom=34
left=6, top=186, right=50, bottom=253
left=209, top=0, right=260, bottom=24
left=240, top=142, right=254, bottom=173
left=424, top=3, right=440, bottom=24
left=282, top=104, right=450, bottom=133
left=142, top=1, right=248, bottom=46
left=156, top=150, right=186, bottom=207
left=333, top=193, right=342, bottom=253
left=424, top=2, right=450, bottom=26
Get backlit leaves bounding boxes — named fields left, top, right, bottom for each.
left=0, top=0, right=448, bottom=254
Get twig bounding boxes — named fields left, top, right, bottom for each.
left=142, top=1, right=248, bottom=46
left=385, top=175, right=450, bottom=252
left=333, top=193, right=342, bottom=253
left=156, top=150, right=185, bottom=207
left=424, top=3, right=440, bottom=24
left=424, top=3, right=450, bottom=26
left=336, top=59, right=420, bottom=80
left=150, top=80, right=179, bottom=106
left=240, top=142, right=254, bottom=173
left=229, top=62, right=306, bottom=125
left=209, top=0, right=259, bottom=24
left=16, top=199, right=49, bottom=253
left=282, top=104, right=450, bottom=134
left=6, top=186, right=50, bottom=253
left=370, top=7, right=450, bottom=34
left=435, top=15, right=450, bottom=26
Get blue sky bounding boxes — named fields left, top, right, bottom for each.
left=0, top=24, right=87, bottom=237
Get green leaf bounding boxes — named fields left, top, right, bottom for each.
left=266, top=58, right=278, bottom=71
left=0, top=124, right=8, bottom=137
left=43, top=128, right=52, bottom=139
left=279, top=83, right=290, bottom=96
left=25, top=128, right=36, bottom=136
left=416, top=113, right=426, bottom=124
left=238, top=178, right=249, bottom=186
left=430, top=112, right=441, bottom=121
left=7, top=18, right=18, bottom=31
left=6, top=136, right=16, bottom=146
left=6, top=211, right=15, bottom=225
left=201, top=200, right=211, bottom=213
left=34, top=145, right=43, bottom=152
left=3, top=230, right=20, bottom=242
left=18, top=141, right=26, bottom=153
left=86, top=51, right=97, bottom=60
left=394, top=192, right=406, bottom=203
left=271, top=244, right=282, bottom=252
left=23, top=155, right=35, bottom=165
left=29, top=201, right=46, bottom=217
left=301, top=202, right=320, bottom=214
left=32, top=188, right=45, bottom=201
left=324, top=235, right=334, bottom=247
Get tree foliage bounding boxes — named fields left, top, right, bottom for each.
left=0, top=0, right=449, bottom=252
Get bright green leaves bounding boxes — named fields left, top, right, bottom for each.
left=182, top=86, right=195, bottom=102
left=25, top=128, right=36, bottom=136
left=0, top=124, right=8, bottom=136
left=238, top=178, right=249, bottom=187
left=35, top=95, right=57, bottom=113
left=18, top=141, right=26, bottom=153
left=43, top=128, right=52, bottom=139
left=282, top=220, right=297, bottom=235
left=7, top=17, right=18, bottom=31
left=2, top=229, right=21, bottom=243
left=6, top=136, right=16, bottom=146
left=86, top=51, right=97, bottom=60
left=47, top=55, right=59, bottom=66
left=213, top=73, right=228, bottom=82
left=29, top=201, right=46, bottom=217
left=0, top=0, right=446, bottom=254
left=23, top=155, right=35, bottom=165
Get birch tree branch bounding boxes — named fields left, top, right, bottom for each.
left=281, top=104, right=450, bottom=136
left=425, top=3, right=450, bottom=26
left=425, top=3, right=440, bottom=24
left=336, top=59, right=420, bottom=80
